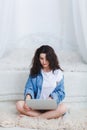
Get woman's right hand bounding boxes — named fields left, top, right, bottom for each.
left=23, top=102, right=31, bottom=112
left=23, top=94, right=32, bottom=112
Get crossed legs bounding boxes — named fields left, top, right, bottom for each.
left=16, top=100, right=67, bottom=119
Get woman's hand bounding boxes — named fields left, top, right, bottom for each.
left=48, top=96, right=53, bottom=99
left=23, top=94, right=32, bottom=112
left=23, top=102, right=31, bottom=112
left=26, top=94, right=31, bottom=99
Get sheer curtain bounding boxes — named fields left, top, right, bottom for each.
left=0, top=0, right=63, bottom=57
left=0, top=0, right=87, bottom=63
left=72, top=0, right=87, bottom=63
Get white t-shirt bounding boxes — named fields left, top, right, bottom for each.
left=40, top=69, right=63, bottom=99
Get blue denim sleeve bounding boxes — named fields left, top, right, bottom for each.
left=24, top=76, right=34, bottom=100
left=49, top=77, right=65, bottom=105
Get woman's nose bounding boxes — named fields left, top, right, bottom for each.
left=43, top=59, right=46, bottom=64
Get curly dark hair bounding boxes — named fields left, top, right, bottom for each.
left=30, top=45, right=62, bottom=77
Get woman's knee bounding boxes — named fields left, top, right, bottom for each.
left=16, top=101, right=24, bottom=111
left=57, top=103, right=67, bottom=114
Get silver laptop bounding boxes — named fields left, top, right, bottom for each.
left=26, top=99, right=57, bottom=110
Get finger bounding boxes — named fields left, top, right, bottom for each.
left=24, top=102, right=32, bottom=111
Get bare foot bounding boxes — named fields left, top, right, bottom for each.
left=19, top=114, right=25, bottom=118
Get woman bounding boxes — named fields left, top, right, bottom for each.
left=16, top=45, right=67, bottom=119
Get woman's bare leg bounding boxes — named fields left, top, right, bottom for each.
left=38, top=103, right=67, bottom=119
left=16, top=101, right=67, bottom=119
left=16, top=101, right=41, bottom=117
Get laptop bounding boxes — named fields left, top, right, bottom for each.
left=26, top=99, right=57, bottom=110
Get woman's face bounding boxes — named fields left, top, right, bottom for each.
left=39, top=53, right=50, bottom=70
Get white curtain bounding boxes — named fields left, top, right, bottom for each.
left=72, top=0, right=87, bottom=63
left=0, top=0, right=87, bottom=63
left=0, top=0, right=63, bottom=56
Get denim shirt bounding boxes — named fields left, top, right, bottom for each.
left=24, top=71, right=65, bottom=105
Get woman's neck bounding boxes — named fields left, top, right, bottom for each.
left=42, top=67, right=51, bottom=72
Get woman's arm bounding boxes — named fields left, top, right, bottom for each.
left=24, top=76, right=34, bottom=101
left=49, top=77, right=65, bottom=104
